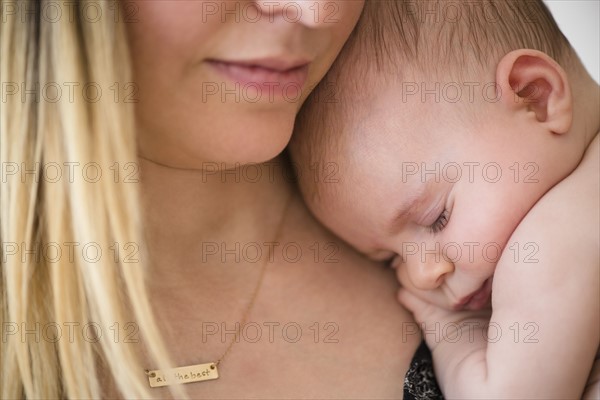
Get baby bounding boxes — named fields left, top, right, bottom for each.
left=290, top=0, right=599, bottom=398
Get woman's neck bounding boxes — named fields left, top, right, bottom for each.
left=140, top=155, right=292, bottom=237
left=138, top=154, right=295, bottom=291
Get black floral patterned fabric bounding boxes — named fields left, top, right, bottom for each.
left=403, top=341, right=444, bottom=400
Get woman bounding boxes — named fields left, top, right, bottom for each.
left=1, top=1, right=427, bottom=398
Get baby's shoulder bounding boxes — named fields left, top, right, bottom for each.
left=493, top=133, right=598, bottom=286
left=551, top=133, right=599, bottom=224
left=568, top=132, right=599, bottom=187
left=496, top=133, right=599, bottom=280
left=526, top=132, right=598, bottom=236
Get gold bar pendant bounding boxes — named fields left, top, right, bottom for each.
left=147, top=363, right=219, bottom=387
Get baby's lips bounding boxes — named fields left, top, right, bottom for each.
left=459, top=278, right=493, bottom=311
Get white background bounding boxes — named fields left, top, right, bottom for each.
left=544, top=0, right=599, bottom=83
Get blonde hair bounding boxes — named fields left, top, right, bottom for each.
left=1, top=1, right=184, bottom=398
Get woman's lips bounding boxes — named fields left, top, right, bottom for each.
left=454, top=278, right=493, bottom=311
left=206, top=58, right=310, bottom=92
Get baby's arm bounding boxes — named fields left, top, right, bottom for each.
left=583, top=351, right=600, bottom=399
left=401, top=135, right=599, bottom=399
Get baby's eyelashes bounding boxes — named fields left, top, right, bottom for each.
left=428, top=208, right=450, bottom=234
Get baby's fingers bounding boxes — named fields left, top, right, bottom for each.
left=397, top=288, right=429, bottom=314
left=398, top=288, right=454, bottom=325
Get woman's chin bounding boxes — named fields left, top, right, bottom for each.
left=138, top=113, right=296, bottom=168
left=218, top=116, right=295, bottom=165
left=227, top=138, right=291, bottom=166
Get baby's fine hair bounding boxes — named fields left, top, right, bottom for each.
left=359, top=0, right=572, bottom=77
left=290, top=0, right=574, bottom=201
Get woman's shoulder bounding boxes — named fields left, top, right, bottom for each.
left=279, top=195, right=420, bottom=347
left=285, top=193, right=408, bottom=298
left=259, top=196, right=424, bottom=397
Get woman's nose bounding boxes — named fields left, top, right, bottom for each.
left=251, top=0, right=338, bottom=27
left=404, top=250, right=455, bottom=290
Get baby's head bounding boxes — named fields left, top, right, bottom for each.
left=290, top=0, right=586, bottom=310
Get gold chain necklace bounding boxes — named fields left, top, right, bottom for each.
left=144, top=193, right=292, bottom=388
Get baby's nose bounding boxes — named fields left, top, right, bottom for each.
left=405, top=250, right=454, bottom=290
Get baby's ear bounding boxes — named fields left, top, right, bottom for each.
left=495, top=49, right=573, bottom=134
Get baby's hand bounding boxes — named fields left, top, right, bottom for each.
left=397, top=288, right=454, bottom=327
left=397, top=288, right=491, bottom=352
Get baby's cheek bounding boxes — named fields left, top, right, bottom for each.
left=475, top=228, right=514, bottom=270
left=449, top=217, right=508, bottom=272
left=459, top=196, right=528, bottom=266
